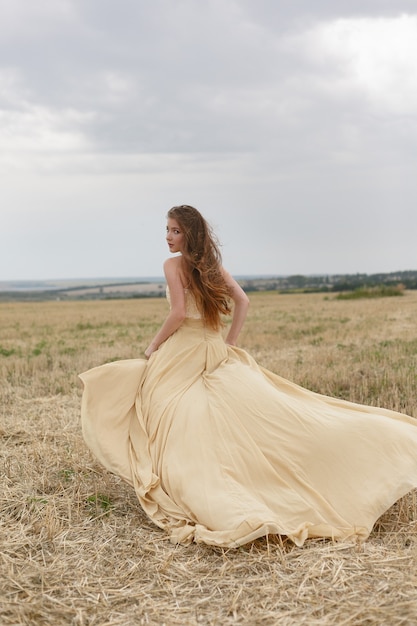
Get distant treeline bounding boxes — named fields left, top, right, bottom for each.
left=240, top=270, right=417, bottom=294
left=1, top=270, right=416, bottom=301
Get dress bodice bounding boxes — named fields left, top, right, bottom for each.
left=166, top=286, right=202, bottom=319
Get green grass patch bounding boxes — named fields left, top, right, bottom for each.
left=335, top=285, right=405, bottom=300
left=86, top=493, right=113, bottom=515
left=32, top=340, right=48, bottom=356
left=0, top=345, right=16, bottom=357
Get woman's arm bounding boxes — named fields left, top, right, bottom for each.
left=144, top=258, right=186, bottom=358
left=222, top=268, right=250, bottom=346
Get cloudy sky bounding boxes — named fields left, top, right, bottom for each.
left=1, top=0, right=416, bottom=280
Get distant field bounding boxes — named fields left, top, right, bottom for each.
left=0, top=278, right=167, bottom=301
left=1, top=291, right=417, bottom=625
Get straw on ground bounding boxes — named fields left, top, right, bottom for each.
left=1, top=291, right=417, bottom=625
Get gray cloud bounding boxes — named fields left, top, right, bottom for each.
left=1, top=0, right=416, bottom=279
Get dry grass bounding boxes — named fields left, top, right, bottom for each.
left=1, top=291, right=417, bottom=625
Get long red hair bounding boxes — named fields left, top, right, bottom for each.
left=167, top=205, right=232, bottom=329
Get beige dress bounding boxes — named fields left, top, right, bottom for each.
left=80, top=289, right=417, bottom=547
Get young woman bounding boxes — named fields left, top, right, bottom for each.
left=80, top=205, right=417, bottom=548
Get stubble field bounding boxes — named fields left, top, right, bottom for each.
left=1, top=291, right=417, bottom=625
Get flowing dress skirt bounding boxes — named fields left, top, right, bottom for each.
left=80, top=318, right=417, bottom=547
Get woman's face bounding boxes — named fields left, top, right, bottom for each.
left=166, top=217, right=185, bottom=253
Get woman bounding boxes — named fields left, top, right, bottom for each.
left=80, top=205, right=417, bottom=547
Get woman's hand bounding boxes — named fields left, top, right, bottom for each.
left=144, top=258, right=187, bottom=359
left=144, top=344, right=157, bottom=359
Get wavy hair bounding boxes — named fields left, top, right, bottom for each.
left=167, top=205, right=232, bottom=329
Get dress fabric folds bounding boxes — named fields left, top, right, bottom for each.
left=80, top=290, right=417, bottom=547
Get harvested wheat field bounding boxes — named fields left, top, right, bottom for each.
left=1, top=290, right=417, bottom=625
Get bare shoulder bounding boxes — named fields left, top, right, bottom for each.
left=163, top=256, right=186, bottom=286
left=163, top=256, right=182, bottom=274
left=220, top=266, right=238, bottom=288
left=221, top=267, right=250, bottom=304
